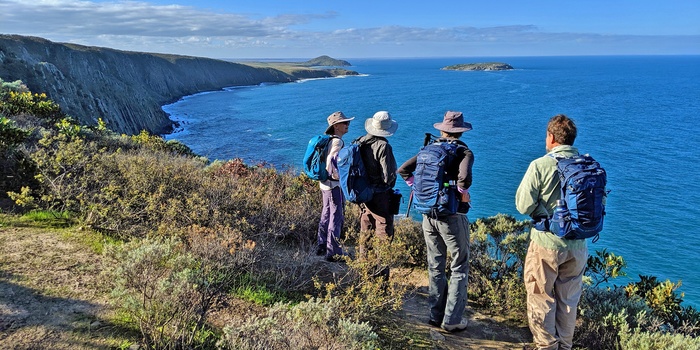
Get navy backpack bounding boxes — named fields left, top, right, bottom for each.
left=412, top=141, right=460, bottom=216
left=539, top=154, right=608, bottom=241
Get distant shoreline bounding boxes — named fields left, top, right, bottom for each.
left=161, top=73, right=366, bottom=138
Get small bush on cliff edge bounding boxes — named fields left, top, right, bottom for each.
left=105, top=229, right=258, bottom=349
left=468, top=213, right=530, bottom=316
left=219, top=298, right=378, bottom=350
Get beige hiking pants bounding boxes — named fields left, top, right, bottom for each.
left=524, top=242, right=587, bottom=350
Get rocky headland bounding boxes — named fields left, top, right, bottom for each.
left=298, top=55, right=351, bottom=67
left=0, top=34, right=357, bottom=134
left=442, top=62, right=514, bottom=71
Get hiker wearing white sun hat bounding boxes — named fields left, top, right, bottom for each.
left=364, top=110, right=398, bottom=137
left=355, top=111, right=399, bottom=279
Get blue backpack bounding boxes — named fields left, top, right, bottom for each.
left=337, top=141, right=374, bottom=203
left=412, top=141, right=460, bottom=216
left=303, top=135, right=336, bottom=181
left=542, top=154, right=608, bottom=241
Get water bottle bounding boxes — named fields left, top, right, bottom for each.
left=551, top=199, right=568, bottom=237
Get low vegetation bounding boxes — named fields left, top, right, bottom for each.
left=1, top=78, right=698, bottom=349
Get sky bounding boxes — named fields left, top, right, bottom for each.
left=1, top=0, right=699, bottom=59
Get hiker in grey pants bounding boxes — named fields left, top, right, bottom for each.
left=398, top=111, right=474, bottom=332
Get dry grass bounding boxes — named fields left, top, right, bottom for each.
left=0, top=223, right=135, bottom=349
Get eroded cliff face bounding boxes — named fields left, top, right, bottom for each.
left=0, top=35, right=336, bottom=134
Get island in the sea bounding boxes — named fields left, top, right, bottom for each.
left=442, top=62, right=514, bottom=71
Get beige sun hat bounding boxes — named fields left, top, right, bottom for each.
left=433, top=111, right=473, bottom=133
left=364, top=111, right=398, bottom=137
left=325, top=111, right=355, bottom=134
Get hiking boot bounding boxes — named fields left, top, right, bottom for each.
left=441, top=319, right=468, bottom=332
left=316, top=246, right=326, bottom=256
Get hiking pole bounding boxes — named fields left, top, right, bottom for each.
left=405, top=133, right=435, bottom=218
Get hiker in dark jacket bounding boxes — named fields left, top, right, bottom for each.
left=317, top=111, right=354, bottom=262
left=357, top=111, right=398, bottom=278
left=397, top=111, right=474, bottom=332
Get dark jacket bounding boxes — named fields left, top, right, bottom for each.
left=357, top=134, right=397, bottom=192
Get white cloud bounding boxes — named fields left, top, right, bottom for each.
left=1, top=0, right=697, bottom=57
left=0, top=0, right=278, bottom=37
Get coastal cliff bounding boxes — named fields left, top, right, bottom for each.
left=0, top=35, right=355, bottom=134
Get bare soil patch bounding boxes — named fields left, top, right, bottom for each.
left=0, top=226, right=132, bottom=349
left=400, top=283, right=532, bottom=349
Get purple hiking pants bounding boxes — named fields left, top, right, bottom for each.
left=318, top=186, right=344, bottom=258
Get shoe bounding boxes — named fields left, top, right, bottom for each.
left=428, top=319, right=441, bottom=328
left=442, top=319, right=468, bottom=332
left=316, top=246, right=326, bottom=256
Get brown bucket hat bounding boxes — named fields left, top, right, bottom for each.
left=433, top=111, right=473, bottom=133
left=325, top=111, right=355, bottom=134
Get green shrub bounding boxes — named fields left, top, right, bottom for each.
left=130, top=130, right=196, bottom=157
left=585, top=248, right=627, bottom=288
left=575, top=287, right=653, bottom=349
left=0, top=116, right=30, bottom=151
left=219, top=297, right=378, bottom=350
left=105, top=233, right=256, bottom=349
left=391, top=217, right=426, bottom=267
left=0, top=117, right=35, bottom=200
left=105, top=237, right=208, bottom=348
left=468, top=213, right=530, bottom=315
left=576, top=265, right=700, bottom=348
left=625, top=275, right=700, bottom=336
left=0, top=90, right=64, bottom=122
left=315, top=233, right=413, bottom=327
left=618, top=322, right=700, bottom=350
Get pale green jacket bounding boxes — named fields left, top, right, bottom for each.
left=515, top=145, right=587, bottom=251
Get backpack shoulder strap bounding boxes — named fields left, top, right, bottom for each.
left=329, top=135, right=344, bottom=149
left=546, top=153, right=566, bottom=162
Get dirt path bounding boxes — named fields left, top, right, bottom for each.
left=0, top=226, right=131, bottom=349
left=400, top=280, right=532, bottom=350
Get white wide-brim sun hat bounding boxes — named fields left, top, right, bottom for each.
left=365, top=111, right=398, bottom=137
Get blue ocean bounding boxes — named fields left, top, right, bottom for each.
left=164, top=56, right=700, bottom=307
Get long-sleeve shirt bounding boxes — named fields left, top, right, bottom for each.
left=319, top=136, right=344, bottom=190
left=515, top=145, right=586, bottom=251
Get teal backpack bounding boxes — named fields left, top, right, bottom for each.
left=303, top=135, right=336, bottom=181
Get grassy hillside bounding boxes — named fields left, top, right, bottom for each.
left=1, top=78, right=699, bottom=349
